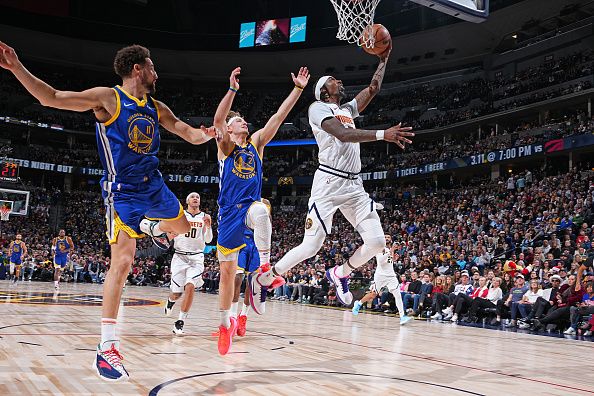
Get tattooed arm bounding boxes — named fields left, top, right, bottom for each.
left=354, top=52, right=390, bottom=113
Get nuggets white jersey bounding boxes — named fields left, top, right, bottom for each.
left=173, top=211, right=208, bottom=253
left=308, top=98, right=361, bottom=173
left=374, top=248, right=396, bottom=277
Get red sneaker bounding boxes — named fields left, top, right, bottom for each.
left=237, top=315, right=248, bottom=337
left=217, top=317, right=237, bottom=356
left=270, top=275, right=286, bottom=289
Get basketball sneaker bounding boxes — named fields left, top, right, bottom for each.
left=248, top=264, right=285, bottom=315
left=139, top=219, right=170, bottom=250
left=400, top=315, right=413, bottom=325
left=352, top=300, right=363, bottom=315
left=173, top=320, right=184, bottom=336
left=164, top=299, right=175, bottom=317
left=237, top=315, right=248, bottom=337
left=94, top=340, right=129, bottom=382
left=326, top=266, right=353, bottom=305
left=218, top=316, right=238, bottom=356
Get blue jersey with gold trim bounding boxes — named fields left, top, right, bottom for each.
left=218, top=141, right=262, bottom=208
left=54, top=237, right=71, bottom=257
left=96, top=85, right=161, bottom=183
left=10, top=241, right=23, bottom=262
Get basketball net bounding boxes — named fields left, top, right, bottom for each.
left=329, top=0, right=381, bottom=47
left=0, top=207, right=9, bottom=221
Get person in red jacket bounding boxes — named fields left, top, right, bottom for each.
left=532, top=274, right=584, bottom=331
left=450, top=276, right=489, bottom=322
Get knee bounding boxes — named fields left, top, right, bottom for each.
left=363, top=234, right=386, bottom=254
left=171, top=292, right=182, bottom=300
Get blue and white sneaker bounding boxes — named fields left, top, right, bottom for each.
left=94, top=340, right=129, bottom=382
left=326, top=266, right=353, bottom=306
left=139, top=219, right=170, bottom=250
left=352, top=300, right=363, bottom=315
left=399, top=315, right=413, bottom=325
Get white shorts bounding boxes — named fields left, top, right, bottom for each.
left=305, top=170, right=377, bottom=235
left=170, top=253, right=205, bottom=293
left=370, top=274, right=399, bottom=294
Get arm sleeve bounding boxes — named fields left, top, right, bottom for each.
left=308, top=102, right=335, bottom=130
left=343, top=98, right=360, bottom=118
left=203, top=226, right=213, bottom=244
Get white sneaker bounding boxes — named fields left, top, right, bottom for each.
left=442, top=307, right=452, bottom=316
left=451, top=314, right=458, bottom=322
left=430, top=312, right=442, bottom=320
left=563, top=327, right=576, bottom=335
left=443, top=312, right=453, bottom=321
left=584, top=330, right=592, bottom=336
left=173, top=320, right=184, bottom=336
left=94, top=340, right=129, bottom=382
left=325, top=266, right=353, bottom=306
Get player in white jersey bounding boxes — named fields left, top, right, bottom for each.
left=352, top=235, right=412, bottom=325
left=164, top=192, right=212, bottom=335
left=249, top=48, right=415, bottom=312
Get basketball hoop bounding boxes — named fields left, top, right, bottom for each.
left=0, top=207, right=10, bottom=221
left=329, top=0, right=381, bottom=47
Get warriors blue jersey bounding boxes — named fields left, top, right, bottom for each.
left=217, top=141, right=263, bottom=254
left=95, top=85, right=183, bottom=244
left=54, top=237, right=71, bottom=257
left=96, top=85, right=161, bottom=183
left=10, top=242, right=23, bottom=264
left=218, top=141, right=262, bottom=208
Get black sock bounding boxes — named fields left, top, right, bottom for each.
left=167, top=299, right=176, bottom=309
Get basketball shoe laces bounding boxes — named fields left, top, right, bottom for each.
left=102, top=345, right=124, bottom=370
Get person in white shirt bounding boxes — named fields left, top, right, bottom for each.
left=351, top=235, right=412, bottom=325
left=164, top=192, right=212, bottom=335
left=515, top=279, right=543, bottom=323
left=465, top=277, right=503, bottom=322
left=250, top=48, right=414, bottom=313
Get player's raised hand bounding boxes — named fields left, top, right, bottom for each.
left=385, top=123, right=414, bottom=149
left=0, top=41, right=20, bottom=71
left=200, top=125, right=220, bottom=140
left=203, top=214, right=212, bottom=228
left=229, top=67, right=241, bottom=90
left=291, top=67, right=310, bottom=88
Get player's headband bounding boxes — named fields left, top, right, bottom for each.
left=226, top=116, right=243, bottom=126
left=186, top=192, right=199, bottom=204
left=314, top=75, right=332, bottom=101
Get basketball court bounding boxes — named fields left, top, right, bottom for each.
left=1, top=282, right=592, bottom=395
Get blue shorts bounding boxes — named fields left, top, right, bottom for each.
left=10, top=257, right=22, bottom=266
left=217, top=202, right=252, bottom=256
left=102, top=173, right=183, bottom=244
left=54, top=255, right=68, bottom=268
left=237, top=235, right=259, bottom=274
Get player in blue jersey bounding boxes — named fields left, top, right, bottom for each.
left=0, top=42, right=216, bottom=381
left=8, top=234, right=27, bottom=284
left=212, top=66, right=310, bottom=355
left=52, top=229, right=75, bottom=291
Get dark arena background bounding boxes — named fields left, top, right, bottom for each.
left=0, top=0, right=593, bottom=395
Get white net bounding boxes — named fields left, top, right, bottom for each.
left=329, top=0, right=381, bottom=47
left=0, top=207, right=10, bottom=221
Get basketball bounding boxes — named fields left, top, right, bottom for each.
left=360, top=24, right=391, bottom=56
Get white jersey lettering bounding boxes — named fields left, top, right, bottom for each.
left=173, top=211, right=206, bottom=253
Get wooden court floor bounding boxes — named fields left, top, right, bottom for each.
left=0, top=281, right=593, bottom=396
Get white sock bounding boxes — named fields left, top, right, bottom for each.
left=336, top=260, right=355, bottom=278
left=258, top=250, right=270, bottom=266
left=220, top=309, right=231, bottom=328
left=179, top=311, right=188, bottom=321
left=392, top=289, right=405, bottom=316
left=230, top=302, right=239, bottom=317
left=101, top=318, right=117, bottom=347
left=240, top=303, right=250, bottom=316
left=140, top=219, right=163, bottom=236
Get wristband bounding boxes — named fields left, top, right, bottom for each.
left=294, top=85, right=304, bottom=91
left=229, top=86, right=238, bottom=93
left=375, top=130, right=385, bottom=140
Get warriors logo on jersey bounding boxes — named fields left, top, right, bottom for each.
left=127, top=113, right=156, bottom=154
left=232, top=148, right=256, bottom=179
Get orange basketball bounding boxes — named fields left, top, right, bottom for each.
left=360, top=24, right=391, bottom=56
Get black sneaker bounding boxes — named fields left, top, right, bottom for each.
left=173, top=320, right=184, bottom=336
left=165, top=300, right=175, bottom=317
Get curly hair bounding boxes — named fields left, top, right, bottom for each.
left=113, top=45, right=150, bottom=78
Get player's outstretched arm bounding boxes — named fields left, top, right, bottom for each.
left=251, top=67, right=310, bottom=155
left=155, top=100, right=216, bottom=145
left=320, top=117, right=414, bottom=148
left=0, top=41, right=113, bottom=112
left=203, top=214, right=213, bottom=243
left=213, top=67, right=241, bottom=157
left=354, top=47, right=391, bottom=113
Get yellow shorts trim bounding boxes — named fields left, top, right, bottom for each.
left=217, top=243, right=246, bottom=256
left=9, top=262, right=22, bottom=267
left=145, top=202, right=184, bottom=221
left=108, top=213, right=145, bottom=245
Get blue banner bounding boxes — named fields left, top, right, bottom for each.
left=239, top=22, right=256, bottom=48
left=290, top=16, right=307, bottom=43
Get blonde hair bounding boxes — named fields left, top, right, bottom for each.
left=226, top=110, right=243, bottom=123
